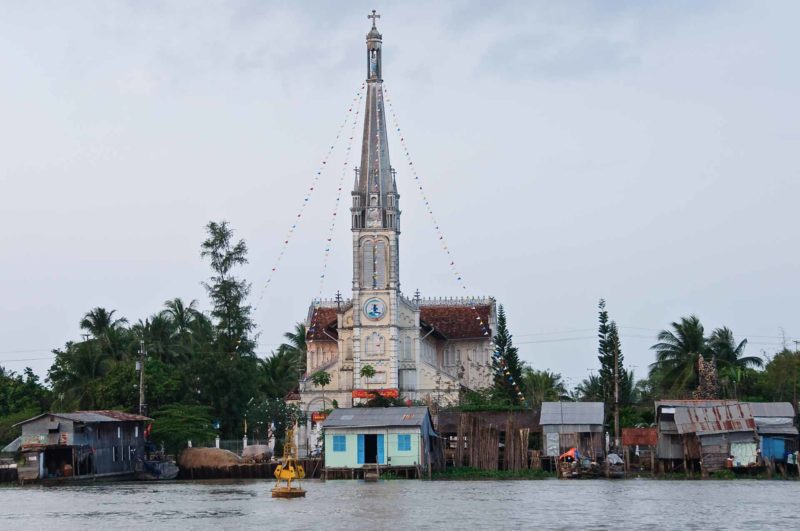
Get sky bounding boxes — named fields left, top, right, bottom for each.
left=1, top=1, right=799, bottom=390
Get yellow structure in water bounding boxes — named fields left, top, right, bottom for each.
left=272, top=428, right=306, bottom=498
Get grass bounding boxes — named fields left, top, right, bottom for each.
left=432, top=466, right=554, bottom=480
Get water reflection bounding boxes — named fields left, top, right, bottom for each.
left=1, top=479, right=798, bottom=530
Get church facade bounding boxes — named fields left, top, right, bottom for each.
left=297, top=15, right=496, bottom=435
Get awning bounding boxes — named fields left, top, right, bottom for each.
left=1, top=436, right=22, bottom=453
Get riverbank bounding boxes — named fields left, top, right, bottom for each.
left=431, top=467, right=553, bottom=480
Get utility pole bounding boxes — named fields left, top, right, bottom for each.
left=137, top=340, right=147, bottom=415
left=613, top=343, right=620, bottom=451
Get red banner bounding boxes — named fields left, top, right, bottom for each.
left=351, top=388, right=399, bottom=399
left=311, top=411, right=328, bottom=423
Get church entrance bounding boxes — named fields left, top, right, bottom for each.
left=364, top=434, right=378, bottom=464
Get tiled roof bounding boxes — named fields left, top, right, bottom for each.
left=307, top=307, right=338, bottom=341
left=420, top=304, right=492, bottom=339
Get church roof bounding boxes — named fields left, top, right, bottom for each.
left=420, top=304, right=492, bottom=340
left=306, top=304, right=493, bottom=341
left=307, top=307, right=338, bottom=341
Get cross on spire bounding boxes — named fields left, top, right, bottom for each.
left=368, top=9, right=380, bottom=28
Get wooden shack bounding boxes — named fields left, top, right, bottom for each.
left=13, top=410, right=150, bottom=482
left=540, top=402, right=605, bottom=460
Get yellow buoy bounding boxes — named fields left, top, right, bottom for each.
left=271, top=428, right=306, bottom=498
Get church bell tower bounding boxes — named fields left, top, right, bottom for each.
left=350, top=11, right=402, bottom=390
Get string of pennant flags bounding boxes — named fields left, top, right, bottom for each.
left=315, top=88, right=364, bottom=303
left=307, top=87, right=366, bottom=340
left=382, top=85, right=525, bottom=405
left=240, top=83, right=366, bottom=353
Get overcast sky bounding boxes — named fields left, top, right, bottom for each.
left=2, top=1, right=798, bottom=390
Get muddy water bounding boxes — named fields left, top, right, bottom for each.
left=0, top=479, right=796, bottom=530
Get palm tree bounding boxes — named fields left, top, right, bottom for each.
left=650, top=315, right=708, bottom=397
left=708, top=327, right=762, bottom=370
left=311, top=371, right=332, bottom=408
left=80, top=307, right=128, bottom=339
left=79, top=307, right=129, bottom=361
left=260, top=350, right=302, bottom=399
left=522, top=368, right=568, bottom=408
left=575, top=374, right=604, bottom=402
left=278, top=322, right=307, bottom=373
left=47, top=341, right=109, bottom=409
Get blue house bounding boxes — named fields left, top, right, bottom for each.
left=747, top=402, right=797, bottom=462
left=321, top=407, right=439, bottom=478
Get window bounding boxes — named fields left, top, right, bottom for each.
left=117, top=426, right=121, bottom=439
left=333, top=435, right=346, bottom=452
left=398, top=434, right=411, bottom=451
left=112, top=446, right=118, bottom=462
left=134, top=426, right=139, bottom=438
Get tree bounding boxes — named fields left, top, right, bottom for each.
left=150, top=404, right=217, bottom=457
left=196, top=221, right=261, bottom=437
left=260, top=349, right=303, bottom=399
left=278, top=322, right=308, bottom=373
left=649, top=315, right=708, bottom=397
left=248, top=397, right=304, bottom=457
left=200, top=220, right=255, bottom=355
left=359, top=364, right=376, bottom=380
left=522, top=368, right=568, bottom=408
left=310, top=371, right=332, bottom=408
left=491, top=305, right=525, bottom=405
left=47, top=340, right=111, bottom=410
left=708, top=327, right=763, bottom=372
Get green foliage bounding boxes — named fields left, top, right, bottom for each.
left=150, top=404, right=217, bottom=457
left=278, top=323, right=308, bottom=374
left=359, top=364, right=376, bottom=379
left=247, top=397, right=305, bottom=457
left=260, top=349, right=302, bottom=399
left=649, top=316, right=760, bottom=398
left=311, top=371, right=331, bottom=388
left=491, top=305, right=525, bottom=405
left=522, top=369, right=569, bottom=409
left=200, top=220, right=256, bottom=356
left=0, top=408, right=42, bottom=450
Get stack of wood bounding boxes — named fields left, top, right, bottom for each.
left=453, top=412, right=531, bottom=471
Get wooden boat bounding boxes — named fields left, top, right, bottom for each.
left=135, top=458, right=179, bottom=480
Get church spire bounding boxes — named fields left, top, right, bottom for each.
left=351, top=10, right=398, bottom=232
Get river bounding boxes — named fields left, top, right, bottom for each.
left=0, top=479, right=796, bottom=530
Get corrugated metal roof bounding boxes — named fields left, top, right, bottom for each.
left=674, top=403, right=756, bottom=435
left=322, top=407, right=431, bottom=428
left=745, top=402, right=795, bottom=418
left=622, top=427, right=658, bottom=447
left=14, top=410, right=151, bottom=427
left=540, top=402, right=604, bottom=426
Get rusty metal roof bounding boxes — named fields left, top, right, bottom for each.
left=674, top=403, right=756, bottom=435
left=622, top=427, right=658, bottom=447
left=14, top=410, right=151, bottom=427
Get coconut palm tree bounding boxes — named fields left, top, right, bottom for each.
left=708, top=327, right=762, bottom=370
left=522, top=368, right=569, bottom=408
left=260, top=349, right=303, bottom=399
left=278, top=322, right=307, bottom=373
left=649, top=315, right=708, bottom=397
left=79, top=307, right=130, bottom=361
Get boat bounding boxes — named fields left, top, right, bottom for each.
left=135, top=457, right=179, bottom=480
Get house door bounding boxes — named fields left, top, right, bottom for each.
left=364, top=434, right=378, bottom=464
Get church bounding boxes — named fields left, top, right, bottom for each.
left=297, top=14, right=496, bottom=431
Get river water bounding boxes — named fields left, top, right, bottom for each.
left=0, top=479, right=796, bottom=530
